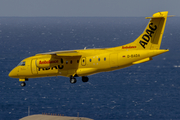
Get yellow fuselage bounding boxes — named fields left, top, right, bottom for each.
left=9, top=11, right=171, bottom=85
left=9, top=48, right=168, bottom=80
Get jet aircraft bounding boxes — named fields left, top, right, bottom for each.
left=9, top=11, right=172, bottom=87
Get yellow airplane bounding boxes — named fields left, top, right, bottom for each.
left=9, top=11, right=172, bottom=87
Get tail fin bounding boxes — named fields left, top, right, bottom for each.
left=124, top=11, right=170, bottom=50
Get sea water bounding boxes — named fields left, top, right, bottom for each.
left=0, top=17, right=180, bottom=120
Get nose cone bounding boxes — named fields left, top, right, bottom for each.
left=9, top=68, right=18, bottom=78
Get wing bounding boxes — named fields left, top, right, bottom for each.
left=36, top=50, right=82, bottom=57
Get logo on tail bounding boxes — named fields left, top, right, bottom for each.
left=139, top=23, right=157, bottom=49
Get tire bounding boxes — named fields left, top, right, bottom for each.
left=70, top=78, right=77, bottom=84
left=21, top=82, right=26, bottom=87
left=82, top=76, right=89, bottom=82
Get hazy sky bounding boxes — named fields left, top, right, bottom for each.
left=0, top=0, right=178, bottom=17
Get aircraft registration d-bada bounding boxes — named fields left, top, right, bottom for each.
left=9, top=11, right=173, bottom=87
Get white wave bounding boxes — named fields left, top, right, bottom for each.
left=173, top=65, right=180, bottom=67
left=111, top=106, right=116, bottom=109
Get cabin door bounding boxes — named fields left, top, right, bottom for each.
left=109, top=54, right=118, bottom=67
left=31, top=59, right=38, bottom=74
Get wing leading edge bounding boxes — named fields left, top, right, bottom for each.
left=36, top=50, right=82, bottom=57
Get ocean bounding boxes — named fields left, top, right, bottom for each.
left=0, top=16, right=180, bottom=120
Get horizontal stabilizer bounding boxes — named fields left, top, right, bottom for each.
left=146, top=15, right=175, bottom=19
left=145, top=11, right=174, bottom=19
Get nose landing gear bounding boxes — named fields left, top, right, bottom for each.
left=19, top=78, right=28, bottom=87
left=20, top=82, right=26, bottom=87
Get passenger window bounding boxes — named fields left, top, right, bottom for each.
left=66, top=61, right=68, bottom=64
left=77, top=60, right=79, bottom=63
left=104, top=57, right=106, bottom=61
left=18, top=61, right=25, bottom=66
left=70, top=60, right=72, bottom=64
left=98, top=58, right=100, bottom=61
left=90, top=59, right=92, bottom=62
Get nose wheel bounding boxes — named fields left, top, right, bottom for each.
left=19, top=78, right=28, bottom=87
left=20, top=82, right=26, bottom=87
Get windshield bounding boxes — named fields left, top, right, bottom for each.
left=18, top=61, right=25, bottom=66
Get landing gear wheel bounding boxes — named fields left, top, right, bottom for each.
left=70, top=77, right=77, bottom=84
left=21, top=82, right=26, bottom=87
left=82, top=76, right=89, bottom=82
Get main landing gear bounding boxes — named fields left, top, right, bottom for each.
left=82, top=76, right=89, bottom=82
left=70, top=77, right=77, bottom=84
left=70, top=76, right=89, bottom=84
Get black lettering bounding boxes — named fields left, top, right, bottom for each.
left=38, top=64, right=64, bottom=72
left=45, top=67, right=50, bottom=70
left=142, top=34, right=150, bottom=42
left=139, top=23, right=157, bottom=49
left=38, top=68, right=44, bottom=71
left=139, top=41, right=147, bottom=49
left=51, top=66, right=57, bottom=70
left=146, top=29, right=154, bottom=37
left=149, top=23, right=157, bottom=31
left=127, top=55, right=130, bottom=58
left=61, top=58, right=63, bottom=64
left=58, top=65, right=64, bottom=69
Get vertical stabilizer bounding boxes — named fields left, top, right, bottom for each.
left=124, top=11, right=169, bottom=50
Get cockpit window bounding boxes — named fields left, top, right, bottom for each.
left=18, top=61, right=25, bottom=66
